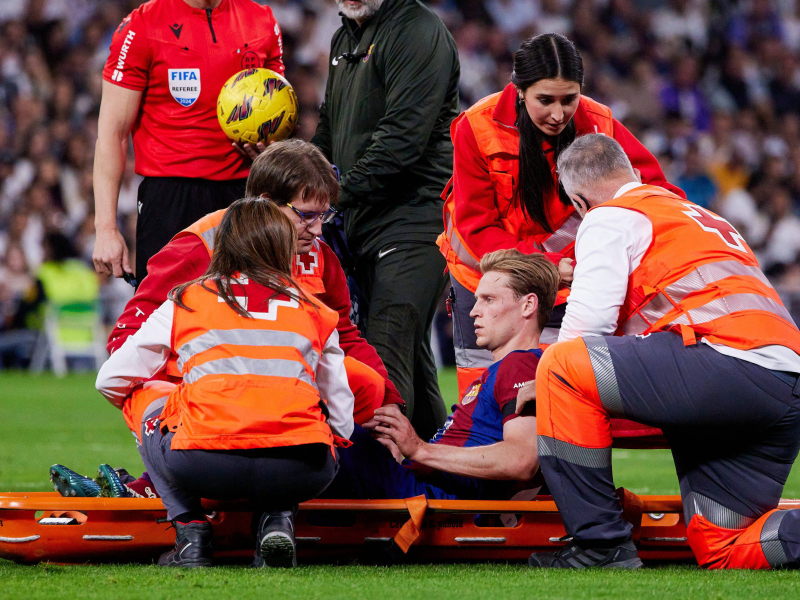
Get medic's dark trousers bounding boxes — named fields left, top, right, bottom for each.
left=537, top=331, right=800, bottom=569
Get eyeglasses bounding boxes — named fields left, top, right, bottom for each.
left=286, top=203, right=337, bottom=225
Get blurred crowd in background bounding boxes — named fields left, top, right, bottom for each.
left=4, top=0, right=800, bottom=369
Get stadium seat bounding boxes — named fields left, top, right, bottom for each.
left=29, top=302, right=106, bottom=377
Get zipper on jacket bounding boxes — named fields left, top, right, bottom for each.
left=205, top=8, right=217, bottom=43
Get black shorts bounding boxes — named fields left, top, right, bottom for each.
left=135, top=176, right=247, bottom=284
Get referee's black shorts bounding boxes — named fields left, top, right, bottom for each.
left=135, top=176, right=247, bottom=284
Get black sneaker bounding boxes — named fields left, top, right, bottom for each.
left=157, top=521, right=213, bottom=568
left=253, top=509, right=297, bottom=568
left=528, top=539, right=643, bottom=569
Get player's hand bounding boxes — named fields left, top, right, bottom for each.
left=361, top=414, right=381, bottom=430
left=372, top=404, right=424, bottom=460
left=93, top=227, right=132, bottom=278
left=515, top=380, right=536, bottom=415
left=375, top=436, right=404, bottom=464
left=558, top=257, right=575, bottom=286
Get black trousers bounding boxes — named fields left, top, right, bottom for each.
left=140, top=408, right=337, bottom=521
left=539, top=332, right=800, bottom=567
left=135, top=176, right=246, bottom=284
left=352, top=242, right=448, bottom=440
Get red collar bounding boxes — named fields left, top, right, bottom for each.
left=493, top=83, right=519, bottom=128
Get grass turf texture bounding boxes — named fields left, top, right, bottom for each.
left=2, top=370, right=800, bottom=598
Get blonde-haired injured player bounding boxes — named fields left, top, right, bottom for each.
left=321, top=250, right=559, bottom=501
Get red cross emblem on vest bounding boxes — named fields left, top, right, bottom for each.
left=144, top=417, right=160, bottom=437
left=681, top=203, right=747, bottom=253
left=295, top=250, right=319, bottom=275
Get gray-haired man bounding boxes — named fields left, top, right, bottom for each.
left=520, top=134, right=800, bottom=570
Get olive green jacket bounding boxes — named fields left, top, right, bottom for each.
left=311, top=0, right=460, bottom=255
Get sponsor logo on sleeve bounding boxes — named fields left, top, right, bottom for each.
left=168, top=69, right=201, bottom=107
left=111, top=29, right=136, bottom=82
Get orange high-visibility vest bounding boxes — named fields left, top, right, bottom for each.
left=162, top=209, right=327, bottom=378
left=596, top=185, right=800, bottom=353
left=438, top=94, right=614, bottom=294
left=160, top=279, right=340, bottom=452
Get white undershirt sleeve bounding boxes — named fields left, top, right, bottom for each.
left=316, top=329, right=355, bottom=440
left=95, top=300, right=174, bottom=408
left=559, top=208, right=653, bottom=342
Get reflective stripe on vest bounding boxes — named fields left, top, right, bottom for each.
left=176, top=328, right=320, bottom=372
left=534, top=212, right=582, bottom=254
left=671, top=293, right=795, bottom=328
left=183, top=356, right=316, bottom=387
left=444, top=211, right=480, bottom=271
left=622, top=259, right=793, bottom=335
left=201, top=227, right=217, bottom=252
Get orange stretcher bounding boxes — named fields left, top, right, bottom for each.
left=4, top=491, right=798, bottom=565
left=0, top=424, right=686, bottom=565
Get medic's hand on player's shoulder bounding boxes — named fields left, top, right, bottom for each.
left=515, top=380, right=536, bottom=415
left=370, top=404, right=424, bottom=461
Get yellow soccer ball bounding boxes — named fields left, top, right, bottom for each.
left=217, top=68, right=298, bottom=144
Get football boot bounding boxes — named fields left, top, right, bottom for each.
left=96, top=464, right=132, bottom=498
left=49, top=464, right=102, bottom=498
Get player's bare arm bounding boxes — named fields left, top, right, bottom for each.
left=93, top=81, right=142, bottom=278
left=372, top=405, right=539, bottom=481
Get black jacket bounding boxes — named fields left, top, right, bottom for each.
left=311, top=0, right=460, bottom=255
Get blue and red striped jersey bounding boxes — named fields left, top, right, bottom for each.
left=431, top=349, right=542, bottom=448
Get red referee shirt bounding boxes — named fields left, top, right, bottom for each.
left=103, top=0, right=284, bottom=181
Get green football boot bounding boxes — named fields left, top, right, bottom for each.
left=49, top=464, right=102, bottom=497
left=96, top=464, right=132, bottom=498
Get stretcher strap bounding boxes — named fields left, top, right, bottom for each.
left=392, top=495, right=429, bottom=553
left=617, top=487, right=644, bottom=542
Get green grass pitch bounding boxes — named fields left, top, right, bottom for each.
left=2, top=370, right=800, bottom=598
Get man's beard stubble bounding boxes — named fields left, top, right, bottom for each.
left=336, top=0, right=386, bottom=22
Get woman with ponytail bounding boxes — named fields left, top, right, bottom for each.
left=96, top=198, right=353, bottom=569
left=439, top=33, right=684, bottom=396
